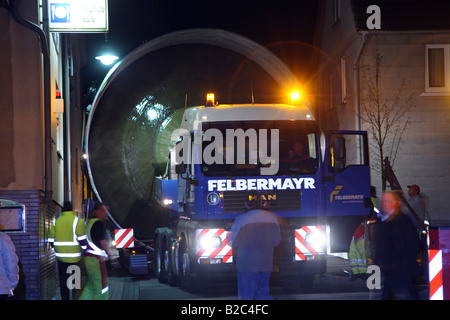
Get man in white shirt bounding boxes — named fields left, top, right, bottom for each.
left=405, top=184, right=426, bottom=230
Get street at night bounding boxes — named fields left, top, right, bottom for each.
left=1, top=1, right=450, bottom=310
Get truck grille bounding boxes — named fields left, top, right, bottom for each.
left=222, top=190, right=302, bottom=213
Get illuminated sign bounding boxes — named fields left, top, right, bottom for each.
left=207, top=177, right=315, bottom=192
left=48, top=0, right=108, bottom=33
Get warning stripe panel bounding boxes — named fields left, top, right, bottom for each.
left=429, top=249, right=443, bottom=300
left=295, top=226, right=326, bottom=261
left=196, top=229, right=224, bottom=259
left=195, top=228, right=233, bottom=264
left=114, top=228, right=134, bottom=248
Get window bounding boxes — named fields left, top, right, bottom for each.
left=328, top=133, right=368, bottom=173
left=425, top=44, right=450, bottom=93
left=200, top=121, right=320, bottom=176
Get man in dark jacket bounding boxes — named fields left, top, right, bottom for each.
left=370, top=191, right=421, bottom=299
left=229, top=195, right=281, bottom=300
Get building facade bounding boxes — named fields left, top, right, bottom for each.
left=0, top=1, right=85, bottom=299
left=314, top=0, right=450, bottom=224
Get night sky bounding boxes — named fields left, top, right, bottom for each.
left=83, top=0, right=319, bottom=92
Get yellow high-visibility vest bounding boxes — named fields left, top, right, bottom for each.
left=48, top=211, right=86, bottom=263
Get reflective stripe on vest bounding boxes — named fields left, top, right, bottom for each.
left=79, top=235, right=87, bottom=250
left=55, top=252, right=82, bottom=258
left=86, top=218, right=108, bottom=258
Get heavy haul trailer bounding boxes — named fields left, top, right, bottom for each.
left=154, top=94, right=371, bottom=290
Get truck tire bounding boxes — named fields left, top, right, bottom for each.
left=179, top=237, right=201, bottom=292
left=155, top=235, right=168, bottom=283
left=167, top=236, right=181, bottom=286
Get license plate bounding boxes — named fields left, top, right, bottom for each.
left=210, top=258, right=222, bottom=264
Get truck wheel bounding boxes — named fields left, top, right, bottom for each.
left=167, top=236, right=181, bottom=286
left=179, top=239, right=201, bottom=292
left=155, top=236, right=168, bottom=283
left=154, top=236, right=161, bottom=279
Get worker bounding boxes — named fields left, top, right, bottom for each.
left=229, top=194, right=281, bottom=300
left=349, top=186, right=379, bottom=279
left=370, top=191, right=421, bottom=299
left=348, top=221, right=367, bottom=280
left=80, top=202, right=119, bottom=300
left=48, top=201, right=87, bottom=300
left=405, top=184, right=426, bottom=230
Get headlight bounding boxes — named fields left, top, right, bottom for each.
left=198, top=235, right=222, bottom=249
left=163, top=198, right=173, bottom=206
left=305, top=231, right=326, bottom=248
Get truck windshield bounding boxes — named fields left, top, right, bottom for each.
left=200, top=120, right=319, bottom=176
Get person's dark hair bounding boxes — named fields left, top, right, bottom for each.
left=62, top=201, right=72, bottom=211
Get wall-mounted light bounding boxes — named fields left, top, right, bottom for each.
left=95, top=34, right=119, bottom=66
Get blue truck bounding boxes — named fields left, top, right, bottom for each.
left=154, top=94, right=371, bottom=290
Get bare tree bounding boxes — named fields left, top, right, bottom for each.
left=359, top=45, right=416, bottom=190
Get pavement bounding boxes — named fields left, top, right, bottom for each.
left=53, top=254, right=429, bottom=300
left=105, top=254, right=371, bottom=300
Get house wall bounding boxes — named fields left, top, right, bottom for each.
left=360, top=33, right=450, bottom=223
left=315, top=0, right=450, bottom=224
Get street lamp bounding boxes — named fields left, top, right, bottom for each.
left=95, top=34, right=119, bottom=66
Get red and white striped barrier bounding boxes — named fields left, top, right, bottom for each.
left=428, top=227, right=450, bottom=300
left=429, top=249, right=443, bottom=300
left=114, top=228, right=135, bottom=248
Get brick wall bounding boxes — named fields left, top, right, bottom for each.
left=0, top=190, right=59, bottom=300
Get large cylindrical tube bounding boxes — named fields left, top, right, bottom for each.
left=85, top=29, right=298, bottom=239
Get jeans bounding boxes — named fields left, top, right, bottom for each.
left=237, top=272, right=273, bottom=300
